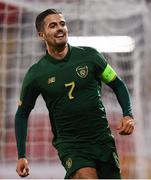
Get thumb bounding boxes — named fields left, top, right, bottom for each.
left=24, top=164, right=29, bottom=173
left=117, top=121, right=122, bottom=130
left=23, top=160, right=29, bottom=175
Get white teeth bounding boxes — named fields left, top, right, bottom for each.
left=56, top=33, right=64, bottom=37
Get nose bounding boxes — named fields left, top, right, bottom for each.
left=57, top=24, right=64, bottom=31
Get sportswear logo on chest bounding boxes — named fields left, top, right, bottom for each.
left=66, top=158, right=72, bottom=169
left=76, top=66, right=88, bottom=78
left=48, top=77, right=56, bottom=84
left=17, top=100, right=22, bottom=106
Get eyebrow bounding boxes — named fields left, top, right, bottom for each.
left=47, top=20, right=65, bottom=26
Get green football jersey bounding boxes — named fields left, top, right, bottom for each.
left=16, top=44, right=117, bottom=156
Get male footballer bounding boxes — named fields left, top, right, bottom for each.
left=15, top=9, right=134, bottom=179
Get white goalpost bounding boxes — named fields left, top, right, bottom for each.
left=0, top=0, right=151, bottom=179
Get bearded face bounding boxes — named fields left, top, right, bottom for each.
left=40, top=14, right=68, bottom=50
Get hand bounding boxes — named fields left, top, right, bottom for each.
left=16, top=158, right=30, bottom=177
left=117, top=116, right=134, bottom=135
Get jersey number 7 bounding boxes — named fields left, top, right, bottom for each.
left=65, top=81, right=75, bottom=100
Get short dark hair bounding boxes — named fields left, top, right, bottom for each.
left=35, top=9, right=62, bottom=32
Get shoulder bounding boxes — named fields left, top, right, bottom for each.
left=28, top=55, right=46, bottom=74
left=23, top=56, right=45, bottom=83
left=71, top=45, right=107, bottom=64
left=71, top=45, right=98, bottom=55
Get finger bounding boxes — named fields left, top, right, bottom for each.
left=20, top=169, right=29, bottom=177
left=122, top=123, right=132, bottom=133
left=16, top=167, right=29, bottom=177
left=119, top=119, right=133, bottom=133
left=20, top=173, right=29, bottom=177
left=17, top=171, right=26, bottom=177
left=118, top=122, right=127, bottom=133
left=24, top=165, right=30, bottom=174
left=16, top=169, right=24, bottom=177
left=23, top=161, right=30, bottom=175
left=119, top=130, right=132, bottom=135
left=23, top=167, right=30, bottom=176
left=119, top=129, right=131, bottom=135
left=119, top=125, right=134, bottom=135
left=116, top=121, right=122, bottom=130
left=123, top=121, right=134, bottom=133
left=16, top=168, right=23, bottom=176
left=126, top=125, right=134, bottom=134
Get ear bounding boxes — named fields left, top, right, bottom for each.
left=38, top=32, right=45, bottom=41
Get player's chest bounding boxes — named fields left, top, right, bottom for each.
left=37, top=61, right=95, bottom=96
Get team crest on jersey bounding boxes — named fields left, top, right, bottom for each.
left=48, top=77, right=56, bottom=84
left=76, top=66, right=88, bottom=78
left=66, top=158, right=72, bottom=169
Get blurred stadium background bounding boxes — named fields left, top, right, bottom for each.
left=0, top=0, right=151, bottom=178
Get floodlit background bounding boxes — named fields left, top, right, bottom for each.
left=0, top=0, right=151, bottom=178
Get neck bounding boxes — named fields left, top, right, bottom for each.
left=47, top=44, right=68, bottom=60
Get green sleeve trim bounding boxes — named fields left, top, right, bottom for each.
left=101, top=64, right=117, bottom=83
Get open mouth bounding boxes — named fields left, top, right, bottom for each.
left=55, top=31, right=66, bottom=38
left=56, top=33, right=65, bottom=38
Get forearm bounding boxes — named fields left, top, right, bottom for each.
left=15, top=107, right=30, bottom=159
left=107, top=76, right=133, bottom=117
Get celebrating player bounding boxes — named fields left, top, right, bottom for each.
left=15, top=9, right=134, bottom=179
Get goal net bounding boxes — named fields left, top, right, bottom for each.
left=0, top=0, right=151, bottom=178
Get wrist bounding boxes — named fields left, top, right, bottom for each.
left=123, top=114, right=133, bottom=119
